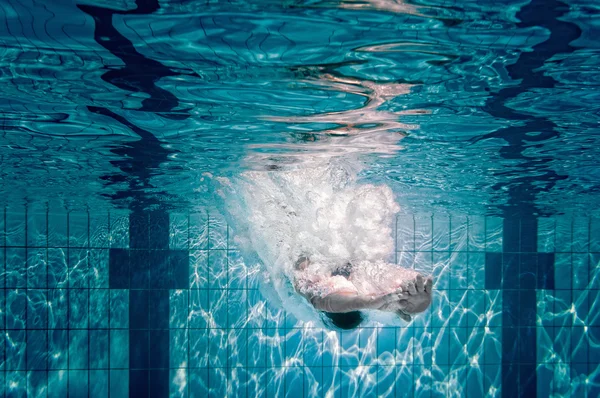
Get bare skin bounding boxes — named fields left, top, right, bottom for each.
left=293, top=257, right=433, bottom=321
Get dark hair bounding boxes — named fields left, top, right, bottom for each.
left=323, top=311, right=364, bottom=330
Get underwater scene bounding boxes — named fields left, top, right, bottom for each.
left=1, top=0, right=600, bottom=396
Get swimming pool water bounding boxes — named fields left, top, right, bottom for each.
left=1, top=208, right=599, bottom=396
left=1, top=0, right=600, bottom=396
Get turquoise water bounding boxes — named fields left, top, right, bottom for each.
left=1, top=0, right=600, bottom=396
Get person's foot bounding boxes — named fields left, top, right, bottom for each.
left=396, top=274, right=433, bottom=314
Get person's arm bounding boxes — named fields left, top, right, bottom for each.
left=309, top=291, right=395, bottom=313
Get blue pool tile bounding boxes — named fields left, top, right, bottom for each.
left=433, top=214, right=450, bottom=251
left=395, top=365, right=415, bottom=397
left=571, top=326, right=589, bottom=364
left=189, top=289, right=208, bottom=329
left=519, top=290, right=537, bottom=326
left=396, top=214, right=415, bottom=253
left=284, top=366, right=305, bottom=397
left=188, top=330, right=208, bottom=368
left=89, top=330, right=109, bottom=369
left=6, top=248, right=26, bottom=288
left=149, top=329, right=169, bottom=368
left=26, top=289, right=48, bottom=329
left=6, top=210, right=25, bottom=247
left=306, top=367, right=323, bottom=398
left=89, top=249, right=109, bottom=288
left=169, top=213, right=189, bottom=250
left=589, top=327, right=600, bottom=363
left=340, top=329, right=360, bottom=367
left=358, top=328, right=376, bottom=366
left=432, top=252, right=450, bottom=290
left=148, top=290, right=169, bottom=329
left=227, top=250, right=247, bottom=289
left=69, top=330, right=89, bottom=370
left=26, top=330, right=47, bottom=371
left=129, top=212, right=149, bottom=249
left=69, top=289, right=89, bottom=328
left=69, top=249, right=89, bottom=288
left=189, top=213, right=208, bottom=250
left=169, top=250, right=190, bottom=289
left=208, top=249, right=228, bottom=289
left=89, top=288, right=109, bottom=329
left=208, top=329, right=228, bottom=368
left=591, top=218, right=600, bottom=252
left=109, top=212, right=129, bottom=249
left=149, top=210, right=169, bottom=249
left=485, top=217, right=503, bottom=252
left=484, top=252, right=502, bottom=290
left=520, top=253, right=537, bottom=289
left=150, top=369, right=170, bottom=397
left=27, top=209, right=48, bottom=247
left=414, top=214, right=433, bottom=251
left=537, top=218, right=555, bottom=253
left=501, top=290, right=519, bottom=328
left=502, top=218, right=520, bottom=253
left=412, top=328, right=432, bottom=366
left=89, top=212, right=110, bottom=249
left=502, top=253, right=519, bottom=289
left=573, top=253, right=589, bottom=289
left=376, top=366, right=395, bottom=396
left=109, top=330, right=129, bottom=369
left=108, top=248, right=129, bottom=289
left=520, top=217, right=538, bottom=253
left=208, top=367, right=227, bottom=398
left=69, top=370, right=89, bottom=395
left=169, top=289, right=188, bottom=329
left=189, top=250, right=208, bottom=289
left=48, top=370, right=68, bottom=396
left=109, top=370, right=128, bottom=398
left=170, top=329, right=188, bottom=369
left=170, top=368, right=188, bottom=398
left=450, top=251, right=468, bottom=290
left=554, top=253, right=572, bottom=290
left=129, top=369, right=149, bottom=396
left=129, top=249, right=150, bottom=289
left=6, top=289, right=26, bottom=329
left=377, top=328, right=396, bottom=364
left=188, top=368, right=209, bottom=398
left=47, top=329, right=67, bottom=370
left=450, top=215, right=468, bottom=252
left=109, top=289, right=128, bottom=328
left=537, top=252, right=555, bottom=290
left=69, top=212, right=89, bottom=248
left=468, top=252, right=485, bottom=290
left=6, top=329, right=26, bottom=370
left=48, top=211, right=68, bottom=248
left=208, top=212, right=228, bottom=250
left=431, top=291, right=449, bottom=328
left=6, top=371, right=26, bottom=397
left=431, top=327, right=449, bottom=365
left=573, top=217, right=589, bottom=253
left=27, top=248, right=47, bottom=288
left=553, top=290, right=573, bottom=327
left=47, top=248, right=68, bottom=288
left=448, top=289, right=468, bottom=327
left=90, top=370, right=109, bottom=397
left=555, top=217, right=573, bottom=253
left=27, top=370, right=47, bottom=397
left=129, top=330, right=149, bottom=369
left=266, top=328, right=285, bottom=368
left=228, top=289, right=247, bottom=328
left=449, top=327, right=468, bottom=366
left=484, top=327, right=502, bottom=365
left=467, top=216, right=486, bottom=252
left=209, top=289, right=228, bottom=328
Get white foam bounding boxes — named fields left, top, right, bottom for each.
left=217, top=155, right=402, bottom=321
